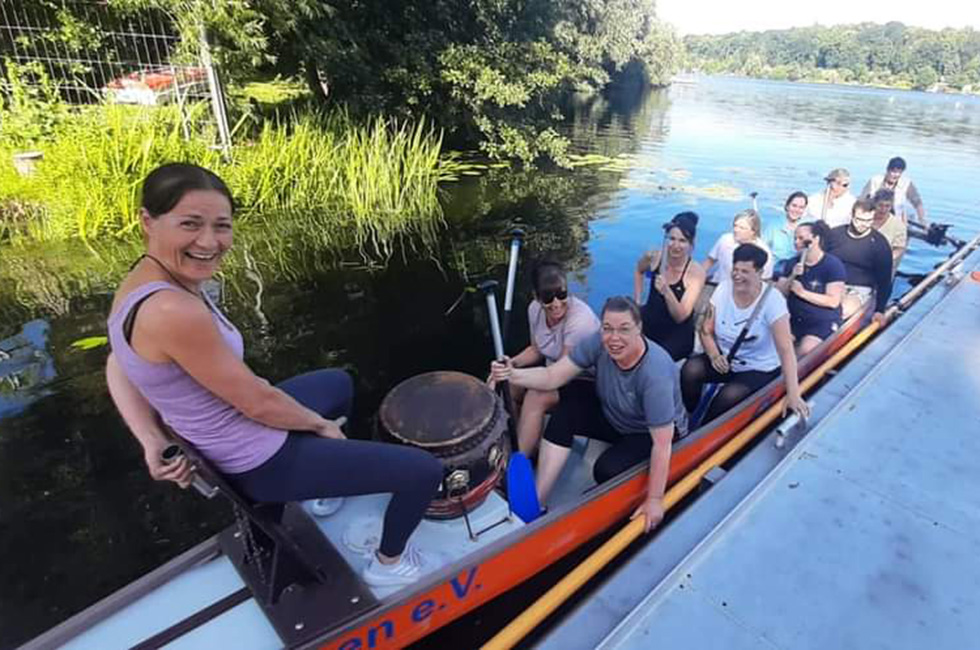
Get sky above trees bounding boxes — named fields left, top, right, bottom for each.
left=659, top=0, right=980, bottom=35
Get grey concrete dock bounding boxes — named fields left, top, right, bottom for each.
left=544, top=252, right=980, bottom=650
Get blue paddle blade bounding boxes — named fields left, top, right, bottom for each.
left=691, top=383, right=720, bottom=430
left=507, top=452, right=541, bottom=523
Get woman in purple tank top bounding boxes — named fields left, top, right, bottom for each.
left=105, top=163, right=441, bottom=588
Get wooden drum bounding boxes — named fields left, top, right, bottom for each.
left=378, top=371, right=509, bottom=519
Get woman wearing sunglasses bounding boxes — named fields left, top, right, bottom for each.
left=681, top=244, right=809, bottom=425
left=634, top=212, right=706, bottom=362
left=503, top=260, right=599, bottom=456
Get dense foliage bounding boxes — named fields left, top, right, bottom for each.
left=684, top=23, right=980, bottom=91
left=2, top=0, right=682, bottom=164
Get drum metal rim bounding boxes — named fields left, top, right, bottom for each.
left=379, top=371, right=498, bottom=448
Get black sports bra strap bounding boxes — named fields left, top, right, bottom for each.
left=122, top=290, right=163, bottom=345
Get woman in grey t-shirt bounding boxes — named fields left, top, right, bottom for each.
left=491, top=297, right=685, bottom=533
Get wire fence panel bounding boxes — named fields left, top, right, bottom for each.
left=0, top=0, right=229, bottom=147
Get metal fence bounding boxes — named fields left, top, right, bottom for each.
left=0, top=0, right=230, bottom=149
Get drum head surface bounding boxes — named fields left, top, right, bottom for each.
left=380, top=371, right=496, bottom=447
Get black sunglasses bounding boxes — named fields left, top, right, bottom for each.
left=538, top=288, right=568, bottom=305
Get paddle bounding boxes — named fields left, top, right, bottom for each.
left=479, top=280, right=541, bottom=523
left=501, top=228, right=525, bottom=344
left=907, top=220, right=964, bottom=249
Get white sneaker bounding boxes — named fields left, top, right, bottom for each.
left=307, top=497, right=344, bottom=517
left=362, top=544, right=436, bottom=588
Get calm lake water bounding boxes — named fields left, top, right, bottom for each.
left=2, top=76, right=979, bottom=648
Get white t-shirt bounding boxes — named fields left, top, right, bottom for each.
left=708, top=233, right=775, bottom=284
left=710, top=282, right=788, bottom=373
left=861, top=174, right=920, bottom=221
left=806, top=191, right=856, bottom=229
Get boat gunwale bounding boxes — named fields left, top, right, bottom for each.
left=28, top=234, right=980, bottom=650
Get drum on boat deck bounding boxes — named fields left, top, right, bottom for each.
left=378, top=371, right=509, bottom=520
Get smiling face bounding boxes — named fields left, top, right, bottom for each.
left=666, top=226, right=692, bottom=260
left=786, top=196, right=807, bottom=223
left=142, top=189, right=233, bottom=286
left=732, top=217, right=755, bottom=244
left=537, top=282, right=569, bottom=323
left=731, top=260, right=763, bottom=290
left=600, top=309, right=643, bottom=363
left=885, top=167, right=903, bottom=185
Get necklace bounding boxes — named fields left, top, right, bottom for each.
left=140, top=254, right=202, bottom=298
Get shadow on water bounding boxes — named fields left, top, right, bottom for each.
left=2, top=78, right=979, bottom=648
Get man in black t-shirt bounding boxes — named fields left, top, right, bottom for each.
left=825, top=198, right=893, bottom=323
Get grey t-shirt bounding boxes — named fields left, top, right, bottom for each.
left=570, top=332, right=688, bottom=436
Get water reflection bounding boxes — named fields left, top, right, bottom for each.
left=0, top=320, right=57, bottom=418
left=1, top=77, right=978, bottom=649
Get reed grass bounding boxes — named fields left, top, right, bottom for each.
left=0, top=105, right=460, bottom=255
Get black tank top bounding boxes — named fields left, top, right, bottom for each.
left=641, top=257, right=695, bottom=361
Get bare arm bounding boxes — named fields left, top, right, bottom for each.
left=906, top=182, right=927, bottom=225
left=140, top=293, right=339, bottom=437
left=510, top=344, right=543, bottom=369
left=631, top=424, right=674, bottom=533
left=772, top=315, right=809, bottom=417
left=106, top=354, right=192, bottom=486
left=490, top=355, right=582, bottom=392
left=790, top=280, right=844, bottom=309
left=699, top=303, right=723, bottom=361
left=662, top=263, right=705, bottom=323
left=702, top=256, right=716, bottom=278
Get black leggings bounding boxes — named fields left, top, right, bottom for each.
left=680, top=354, right=780, bottom=425
left=543, top=380, right=656, bottom=484
left=227, top=369, right=442, bottom=558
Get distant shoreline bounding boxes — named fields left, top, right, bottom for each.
left=675, top=72, right=980, bottom=97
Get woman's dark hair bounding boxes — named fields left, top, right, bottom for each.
left=871, top=188, right=895, bottom=210
left=531, top=259, right=566, bottom=294
left=887, top=156, right=907, bottom=171
left=784, top=191, right=808, bottom=210
left=600, top=296, right=642, bottom=325
left=797, top=220, right=830, bottom=245
left=140, top=163, right=234, bottom=218
left=732, top=243, right=769, bottom=271
left=664, top=211, right=698, bottom=244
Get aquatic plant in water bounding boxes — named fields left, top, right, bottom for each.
left=0, top=105, right=460, bottom=257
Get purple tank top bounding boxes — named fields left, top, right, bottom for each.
left=107, top=281, right=286, bottom=474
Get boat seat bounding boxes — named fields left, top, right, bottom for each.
left=170, top=434, right=379, bottom=644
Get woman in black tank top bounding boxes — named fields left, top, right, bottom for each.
left=633, top=212, right=707, bottom=361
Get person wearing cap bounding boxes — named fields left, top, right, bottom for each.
left=869, top=188, right=908, bottom=275
left=634, top=212, right=707, bottom=361
left=704, top=208, right=774, bottom=284
left=806, top=168, right=857, bottom=229
left=501, top=260, right=600, bottom=456
left=764, top=191, right=808, bottom=277
left=824, top=198, right=893, bottom=323
left=860, top=156, right=927, bottom=227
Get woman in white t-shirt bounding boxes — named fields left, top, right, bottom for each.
left=504, top=260, right=599, bottom=455
left=703, top=209, right=774, bottom=284
left=681, top=244, right=809, bottom=425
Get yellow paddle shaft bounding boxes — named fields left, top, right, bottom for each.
left=481, top=321, right=882, bottom=650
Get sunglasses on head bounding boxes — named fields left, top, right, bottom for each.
left=538, top=288, right=568, bottom=304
